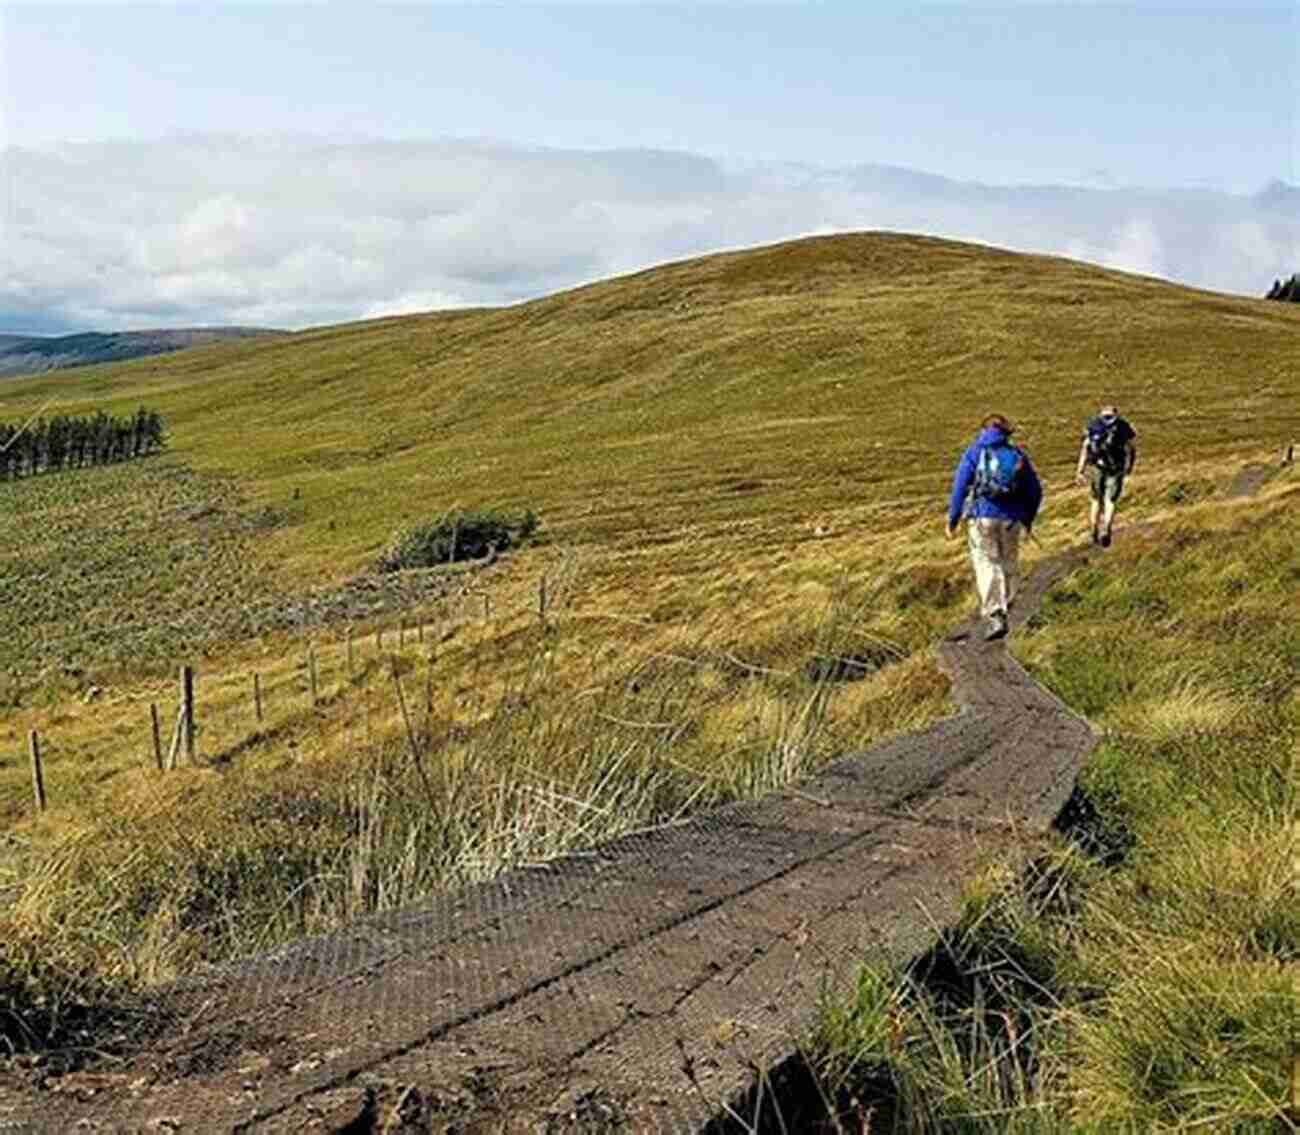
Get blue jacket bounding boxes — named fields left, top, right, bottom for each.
left=946, top=426, right=1043, bottom=529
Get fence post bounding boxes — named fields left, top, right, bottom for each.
left=181, top=665, right=196, bottom=764
left=150, top=702, right=163, bottom=771
left=539, top=575, right=548, bottom=625
left=29, top=730, right=46, bottom=812
left=254, top=673, right=264, bottom=724
left=375, top=625, right=382, bottom=654
left=167, top=704, right=183, bottom=771
left=399, top=620, right=406, bottom=647
left=347, top=630, right=355, bottom=677
left=308, top=647, right=319, bottom=705
left=483, top=593, right=490, bottom=620
left=417, top=621, right=424, bottom=645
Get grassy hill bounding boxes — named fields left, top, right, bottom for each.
left=0, top=233, right=1296, bottom=1119
left=1, top=232, right=1294, bottom=588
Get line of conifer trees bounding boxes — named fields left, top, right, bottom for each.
left=0, top=408, right=165, bottom=481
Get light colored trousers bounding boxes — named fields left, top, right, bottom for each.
left=966, top=518, right=1022, bottom=617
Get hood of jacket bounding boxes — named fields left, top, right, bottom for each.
left=974, top=426, right=1013, bottom=448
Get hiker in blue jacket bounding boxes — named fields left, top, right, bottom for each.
left=945, top=414, right=1043, bottom=640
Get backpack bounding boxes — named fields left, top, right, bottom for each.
left=971, top=442, right=1026, bottom=502
left=1086, top=416, right=1127, bottom=471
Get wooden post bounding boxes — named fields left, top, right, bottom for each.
left=417, top=621, right=424, bottom=644
left=399, top=620, right=406, bottom=647
left=29, top=730, right=46, bottom=812
left=347, top=630, right=355, bottom=677
left=539, top=575, right=548, bottom=622
left=181, top=665, right=196, bottom=764
left=150, top=702, right=163, bottom=771
left=167, top=705, right=182, bottom=771
left=375, top=625, right=382, bottom=654
left=483, top=593, right=490, bottom=620
left=253, top=673, right=264, bottom=724
left=308, top=647, right=319, bottom=705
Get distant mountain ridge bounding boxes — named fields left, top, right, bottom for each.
left=0, top=327, right=288, bottom=379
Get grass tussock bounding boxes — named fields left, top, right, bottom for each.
left=810, top=853, right=1082, bottom=1134
left=809, top=490, right=1299, bottom=1133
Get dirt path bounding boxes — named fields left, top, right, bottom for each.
left=1, top=546, right=1100, bottom=1134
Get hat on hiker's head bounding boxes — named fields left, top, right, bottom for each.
left=1099, top=405, right=1119, bottom=420
left=981, top=413, right=1015, bottom=434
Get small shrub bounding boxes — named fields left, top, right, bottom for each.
left=376, top=508, right=539, bottom=572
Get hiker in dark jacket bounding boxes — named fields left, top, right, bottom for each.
left=945, top=414, right=1043, bottom=640
left=1075, top=404, right=1136, bottom=547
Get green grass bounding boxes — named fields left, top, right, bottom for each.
left=1, top=232, right=1296, bottom=590
left=809, top=485, right=1299, bottom=1133
left=0, top=233, right=1297, bottom=1081
left=0, top=458, right=289, bottom=689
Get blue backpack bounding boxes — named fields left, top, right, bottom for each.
left=972, top=442, right=1026, bottom=502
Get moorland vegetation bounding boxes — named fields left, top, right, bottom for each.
left=0, top=233, right=1295, bottom=1126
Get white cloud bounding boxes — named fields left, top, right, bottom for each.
left=1, top=136, right=1296, bottom=334
left=1106, top=218, right=1164, bottom=279
left=360, top=289, right=472, bottom=321
left=1063, top=217, right=1164, bottom=282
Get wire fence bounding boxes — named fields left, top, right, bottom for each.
left=11, top=567, right=566, bottom=819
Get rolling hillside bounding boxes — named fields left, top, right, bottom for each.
left=0, top=234, right=1295, bottom=1113
left=1, top=231, right=1295, bottom=592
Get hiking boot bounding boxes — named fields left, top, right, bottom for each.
left=1100, top=529, right=1112, bottom=548
left=984, top=611, right=1009, bottom=641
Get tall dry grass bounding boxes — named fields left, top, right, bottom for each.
left=0, top=566, right=951, bottom=1053
left=808, top=483, right=1299, bottom=1133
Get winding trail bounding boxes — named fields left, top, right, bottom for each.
left=4, top=544, right=1101, bottom=1134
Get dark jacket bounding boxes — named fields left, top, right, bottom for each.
left=946, top=426, right=1043, bottom=529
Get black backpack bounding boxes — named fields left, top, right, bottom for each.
left=1086, top=416, right=1127, bottom=471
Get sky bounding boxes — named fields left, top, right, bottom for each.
left=1, top=2, right=1297, bottom=333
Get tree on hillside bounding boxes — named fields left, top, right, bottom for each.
left=1265, top=274, right=1299, bottom=301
